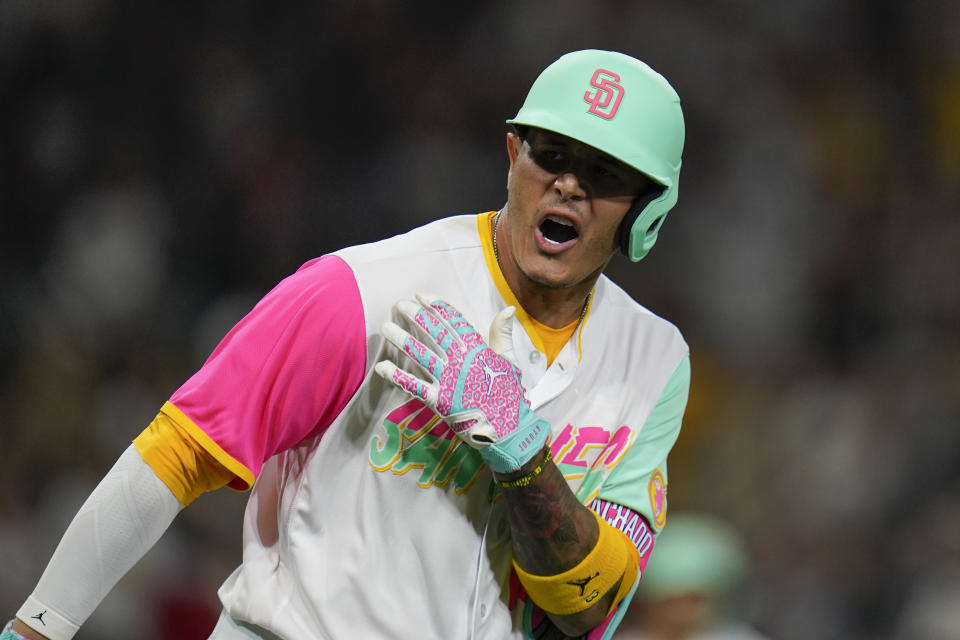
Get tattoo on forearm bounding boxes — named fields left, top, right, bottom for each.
left=501, top=462, right=598, bottom=575
left=506, top=485, right=574, bottom=540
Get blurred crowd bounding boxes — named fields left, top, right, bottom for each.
left=1, top=1, right=958, bottom=639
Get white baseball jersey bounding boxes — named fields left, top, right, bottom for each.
left=166, top=212, right=689, bottom=639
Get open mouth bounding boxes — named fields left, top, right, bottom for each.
left=539, top=216, right=579, bottom=244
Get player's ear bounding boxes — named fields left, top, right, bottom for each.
left=506, top=132, right=521, bottom=187
left=506, top=131, right=522, bottom=160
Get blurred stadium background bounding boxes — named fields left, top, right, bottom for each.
left=1, top=2, right=958, bottom=638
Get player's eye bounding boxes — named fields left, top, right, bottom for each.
left=590, top=165, right=626, bottom=191
left=528, top=147, right=571, bottom=174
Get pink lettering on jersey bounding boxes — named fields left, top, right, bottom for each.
left=550, top=423, right=575, bottom=459
left=589, top=497, right=655, bottom=563
left=383, top=399, right=425, bottom=428
left=428, top=419, right=456, bottom=439
left=550, top=424, right=635, bottom=474
left=370, top=397, right=484, bottom=493
left=595, top=426, right=633, bottom=468
left=562, top=426, right=610, bottom=468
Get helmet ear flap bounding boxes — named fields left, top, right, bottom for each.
left=618, top=187, right=663, bottom=259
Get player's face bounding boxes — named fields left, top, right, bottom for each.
left=503, top=129, right=651, bottom=290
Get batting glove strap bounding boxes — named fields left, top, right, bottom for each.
left=496, top=446, right=553, bottom=489
left=478, top=413, right=550, bottom=474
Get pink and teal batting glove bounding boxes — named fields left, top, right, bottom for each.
left=375, top=293, right=550, bottom=474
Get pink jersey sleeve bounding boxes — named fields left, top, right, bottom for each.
left=168, top=255, right=367, bottom=489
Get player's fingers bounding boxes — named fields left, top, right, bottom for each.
left=488, top=305, right=517, bottom=363
left=414, top=291, right=447, bottom=314
left=402, top=295, right=463, bottom=354
left=415, top=293, right=483, bottom=347
left=374, top=361, right=439, bottom=406
left=396, top=299, right=454, bottom=355
left=380, top=321, right=445, bottom=379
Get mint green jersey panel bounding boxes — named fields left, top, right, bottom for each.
left=576, top=356, right=689, bottom=533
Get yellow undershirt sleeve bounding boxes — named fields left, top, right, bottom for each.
left=134, top=411, right=236, bottom=506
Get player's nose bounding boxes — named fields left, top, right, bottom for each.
left=553, top=171, right=587, bottom=201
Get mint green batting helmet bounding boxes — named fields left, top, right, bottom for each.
left=507, top=50, right=685, bottom=261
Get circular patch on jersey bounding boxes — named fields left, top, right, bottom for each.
left=648, top=469, right=667, bottom=529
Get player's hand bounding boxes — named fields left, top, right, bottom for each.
left=375, top=294, right=549, bottom=474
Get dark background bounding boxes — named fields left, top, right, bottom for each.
left=2, top=2, right=958, bottom=638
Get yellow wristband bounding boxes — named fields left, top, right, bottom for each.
left=513, top=510, right=629, bottom=615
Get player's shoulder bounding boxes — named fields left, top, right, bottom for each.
left=592, top=275, right=688, bottom=355
left=333, top=214, right=480, bottom=268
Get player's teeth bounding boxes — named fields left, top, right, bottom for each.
left=540, top=216, right=579, bottom=244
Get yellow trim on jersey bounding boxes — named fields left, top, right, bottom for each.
left=478, top=212, right=548, bottom=354
left=134, top=411, right=235, bottom=506
left=476, top=212, right=593, bottom=364
left=160, top=401, right=256, bottom=491
left=576, top=292, right=594, bottom=363
left=513, top=510, right=633, bottom=615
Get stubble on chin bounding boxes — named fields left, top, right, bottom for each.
left=517, top=254, right=610, bottom=291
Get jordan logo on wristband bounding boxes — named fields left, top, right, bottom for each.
left=567, top=571, right=600, bottom=597
left=30, top=611, right=47, bottom=626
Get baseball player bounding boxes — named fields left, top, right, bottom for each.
left=5, top=49, right=687, bottom=639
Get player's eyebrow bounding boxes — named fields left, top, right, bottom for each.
left=533, top=134, right=623, bottom=166
left=594, top=154, right=628, bottom=171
